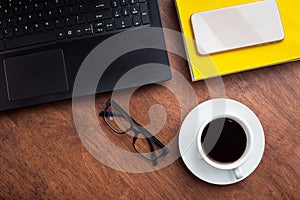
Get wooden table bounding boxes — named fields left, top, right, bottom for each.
left=1, top=0, right=299, bottom=199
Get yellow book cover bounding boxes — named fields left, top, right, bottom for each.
left=174, top=0, right=300, bottom=81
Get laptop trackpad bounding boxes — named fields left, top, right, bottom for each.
left=4, top=49, right=69, bottom=101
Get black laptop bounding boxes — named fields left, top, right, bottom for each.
left=0, top=0, right=171, bottom=111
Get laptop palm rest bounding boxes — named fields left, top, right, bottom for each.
left=4, top=49, right=69, bottom=101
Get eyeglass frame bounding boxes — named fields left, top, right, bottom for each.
left=99, top=99, right=169, bottom=166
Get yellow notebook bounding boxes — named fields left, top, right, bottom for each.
left=174, top=0, right=300, bottom=81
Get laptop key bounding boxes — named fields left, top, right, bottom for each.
left=112, top=8, right=121, bottom=18
left=140, top=3, right=149, bottom=24
left=131, top=5, right=139, bottom=15
left=120, top=0, right=129, bottom=6
left=115, top=17, right=132, bottom=29
left=66, top=16, right=77, bottom=26
left=34, top=2, right=44, bottom=12
left=87, top=11, right=112, bottom=22
left=0, top=20, right=7, bottom=29
left=132, top=15, right=141, bottom=26
left=75, top=27, right=84, bottom=36
left=4, top=28, right=14, bottom=38
left=44, top=1, right=55, bottom=9
left=79, top=4, right=90, bottom=13
left=111, top=0, right=119, bottom=7
left=69, top=6, right=80, bottom=15
left=24, top=24, right=34, bottom=34
left=54, top=0, right=65, bottom=7
left=45, top=21, right=55, bottom=30
left=130, top=0, right=138, bottom=4
left=83, top=25, right=93, bottom=35
left=14, top=27, right=24, bottom=36
left=105, top=20, right=114, bottom=31
left=122, top=6, right=130, bottom=16
left=56, top=29, right=66, bottom=39
left=95, top=27, right=104, bottom=33
left=91, top=1, right=110, bottom=11
left=93, top=22, right=104, bottom=28
left=77, top=15, right=86, bottom=24
left=34, top=23, right=45, bottom=32
left=55, top=19, right=65, bottom=28
left=66, top=29, right=75, bottom=38
left=66, top=0, right=76, bottom=6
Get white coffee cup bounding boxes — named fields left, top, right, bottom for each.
left=197, top=115, right=254, bottom=179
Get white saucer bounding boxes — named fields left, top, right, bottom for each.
left=179, top=98, right=265, bottom=185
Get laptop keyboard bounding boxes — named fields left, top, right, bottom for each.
left=0, top=0, right=150, bottom=52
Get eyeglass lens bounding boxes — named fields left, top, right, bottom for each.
left=104, top=105, right=131, bottom=133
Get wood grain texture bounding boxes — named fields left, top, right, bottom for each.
left=0, top=0, right=299, bottom=199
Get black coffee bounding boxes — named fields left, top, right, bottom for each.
left=200, top=118, right=247, bottom=163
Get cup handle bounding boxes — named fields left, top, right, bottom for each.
left=233, top=167, right=243, bottom=179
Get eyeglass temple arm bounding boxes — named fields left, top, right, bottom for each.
left=131, top=118, right=169, bottom=153
left=132, top=136, right=158, bottom=166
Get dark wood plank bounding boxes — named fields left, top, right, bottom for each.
left=0, top=0, right=299, bottom=199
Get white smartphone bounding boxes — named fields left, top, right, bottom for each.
left=191, top=0, right=285, bottom=55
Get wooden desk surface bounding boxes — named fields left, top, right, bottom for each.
left=0, top=1, right=299, bottom=199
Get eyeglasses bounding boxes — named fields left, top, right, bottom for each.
left=99, top=99, right=169, bottom=166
